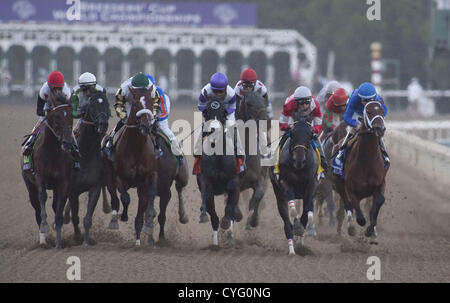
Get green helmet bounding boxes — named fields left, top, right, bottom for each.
left=131, top=73, right=150, bottom=88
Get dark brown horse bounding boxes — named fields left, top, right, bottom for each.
left=22, top=91, right=75, bottom=248
left=331, top=101, right=389, bottom=244
left=103, top=86, right=157, bottom=246
left=315, top=121, right=347, bottom=229
left=64, top=91, right=110, bottom=245
left=235, top=90, right=269, bottom=230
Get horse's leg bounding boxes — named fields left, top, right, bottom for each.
left=303, top=189, right=317, bottom=238
left=68, top=193, right=82, bottom=243
left=102, top=186, right=112, bottom=214
left=37, top=181, right=49, bottom=235
left=246, top=176, right=265, bottom=230
left=273, top=181, right=296, bottom=255
left=83, top=185, right=101, bottom=246
left=326, top=185, right=335, bottom=229
left=158, top=190, right=171, bottom=242
left=175, top=180, right=189, bottom=224
left=63, top=201, right=71, bottom=224
left=223, top=177, right=239, bottom=246
left=135, top=184, right=150, bottom=247
left=144, top=181, right=157, bottom=246
left=281, top=180, right=303, bottom=237
left=198, top=177, right=209, bottom=223
left=117, top=182, right=130, bottom=222
left=24, top=178, right=44, bottom=244
left=347, top=190, right=366, bottom=228
left=336, top=196, right=345, bottom=235
left=366, top=183, right=386, bottom=244
left=205, top=195, right=219, bottom=246
left=104, top=162, right=120, bottom=229
left=54, top=186, right=69, bottom=249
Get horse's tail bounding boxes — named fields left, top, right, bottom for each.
left=102, top=185, right=112, bottom=214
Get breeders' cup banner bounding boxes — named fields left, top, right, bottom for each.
left=0, top=0, right=257, bottom=26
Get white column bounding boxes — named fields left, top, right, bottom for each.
left=97, top=54, right=106, bottom=87
left=266, top=56, right=275, bottom=93
left=193, top=57, right=201, bottom=100
left=73, top=53, right=81, bottom=86
left=169, top=55, right=178, bottom=100
left=0, top=51, right=11, bottom=96
left=24, top=52, right=34, bottom=98
left=370, top=42, right=383, bottom=93
left=122, top=57, right=130, bottom=80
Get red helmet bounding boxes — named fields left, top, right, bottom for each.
left=240, top=68, right=257, bottom=83
left=47, top=71, right=65, bottom=88
left=328, top=88, right=348, bottom=113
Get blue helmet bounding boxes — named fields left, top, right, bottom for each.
left=210, top=72, right=228, bottom=90
left=145, top=73, right=156, bottom=84
left=358, top=82, right=377, bottom=100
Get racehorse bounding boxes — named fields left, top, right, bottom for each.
left=235, top=90, right=269, bottom=230
left=331, top=101, right=389, bottom=243
left=269, top=114, right=319, bottom=255
left=197, top=98, right=240, bottom=246
left=21, top=91, right=75, bottom=248
left=142, top=124, right=190, bottom=244
left=102, top=86, right=157, bottom=246
left=315, top=121, right=347, bottom=229
left=64, top=91, right=110, bottom=245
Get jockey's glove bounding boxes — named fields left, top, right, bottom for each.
left=119, top=111, right=127, bottom=120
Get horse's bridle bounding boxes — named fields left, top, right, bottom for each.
left=125, top=96, right=155, bottom=129
left=81, top=103, right=109, bottom=126
left=362, top=101, right=385, bottom=131
left=44, top=104, right=72, bottom=142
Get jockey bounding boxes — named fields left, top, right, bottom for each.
left=234, top=67, right=274, bottom=120
left=316, top=80, right=343, bottom=109
left=336, top=82, right=389, bottom=162
left=274, top=86, right=327, bottom=179
left=22, top=70, right=80, bottom=169
left=145, top=73, right=184, bottom=163
left=103, top=73, right=161, bottom=158
left=193, top=72, right=244, bottom=174
left=320, top=88, right=348, bottom=139
left=71, top=72, right=107, bottom=119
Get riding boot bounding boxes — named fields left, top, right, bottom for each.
left=314, top=137, right=328, bottom=173
left=274, top=131, right=290, bottom=178
left=170, top=139, right=184, bottom=165
left=104, top=120, right=124, bottom=159
left=22, top=134, right=36, bottom=156
left=379, top=138, right=390, bottom=163
left=336, top=131, right=353, bottom=161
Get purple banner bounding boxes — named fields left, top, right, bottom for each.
left=0, top=0, right=257, bottom=27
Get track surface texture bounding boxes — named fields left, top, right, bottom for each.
left=1, top=102, right=449, bottom=282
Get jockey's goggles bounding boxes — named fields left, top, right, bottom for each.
left=242, top=82, right=255, bottom=89
left=295, top=97, right=311, bottom=105
left=212, top=89, right=225, bottom=94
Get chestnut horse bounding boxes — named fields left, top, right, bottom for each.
left=103, top=87, right=157, bottom=246
left=331, top=101, right=389, bottom=244
left=22, top=91, right=75, bottom=248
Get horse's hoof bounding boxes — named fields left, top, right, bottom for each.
left=348, top=225, right=356, bottom=237
left=288, top=251, right=296, bottom=256
left=108, top=220, right=119, bottom=230
left=179, top=214, right=189, bottom=224
left=293, top=218, right=304, bottom=236
left=147, top=237, right=156, bottom=247
left=248, top=214, right=258, bottom=229
left=199, top=214, right=209, bottom=223
left=120, top=213, right=128, bottom=222
left=329, top=218, right=335, bottom=229
left=220, top=216, right=231, bottom=230
left=357, top=217, right=366, bottom=227
left=234, top=208, right=243, bottom=222
left=305, top=224, right=317, bottom=237
left=103, top=204, right=112, bottom=214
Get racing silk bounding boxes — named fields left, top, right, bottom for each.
left=71, top=84, right=106, bottom=118
left=316, top=80, right=342, bottom=106
left=322, top=95, right=347, bottom=130
left=155, top=86, right=169, bottom=122
left=39, top=81, right=71, bottom=106
left=279, top=94, right=322, bottom=134
left=114, top=76, right=158, bottom=120
left=344, top=89, right=388, bottom=128
left=234, top=80, right=268, bottom=98
left=198, top=83, right=236, bottom=115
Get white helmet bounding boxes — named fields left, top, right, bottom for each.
left=293, top=86, right=312, bottom=100
left=78, top=72, right=97, bottom=87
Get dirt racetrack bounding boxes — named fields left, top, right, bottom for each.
left=0, top=101, right=449, bottom=283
